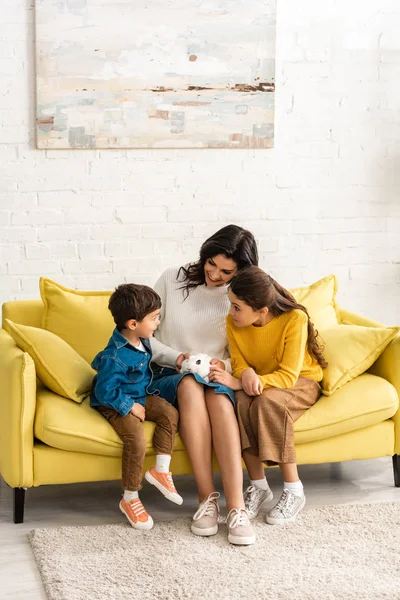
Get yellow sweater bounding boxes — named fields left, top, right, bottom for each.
left=226, top=310, right=323, bottom=389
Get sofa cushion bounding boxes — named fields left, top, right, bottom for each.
left=4, top=319, right=95, bottom=403
left=290, top=274, right=340, bottom=331
left=34, top=386, right=184, bottom=457
left=34, top=374, right=397, bottom=456
left=319, top=324, right=399, bottom=396
left=38, top=273, right=339, bottom=364
left=40, top=277, right=114, bottom=363
left=294, top=373, right=398, bottom=444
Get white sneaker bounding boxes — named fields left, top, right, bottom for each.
left=266, top=488, right=306, bottom=525
left=243, top=485, right=273, bottom=519
left=226, top=508, right=256, bottom=546
left=191, top=492, right=220, bottom=537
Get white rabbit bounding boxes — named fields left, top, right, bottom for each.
left=180, top=353, right=213, bottom=383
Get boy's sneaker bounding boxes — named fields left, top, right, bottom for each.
left=191, top=492, right=220, bottom=537
left=119, top=497, right=153, bottom=530
left=226, top=508, right=256, bottom=546
left=144, top=467, right=183, bottom=505
left=243, top=484, right=274, bottom=519
left=266, top=488, right=306, bottom=525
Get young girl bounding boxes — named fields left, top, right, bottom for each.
left=209, top=266, right=327, bottom=525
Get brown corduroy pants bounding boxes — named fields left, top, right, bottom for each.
left=235, top=377, right=321, bottom=465
left=97, top=396, right=179, bottom=491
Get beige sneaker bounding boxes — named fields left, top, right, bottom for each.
left=191, top=492, right=220, bottom=537
left=226, top=508, right=256, bottom=546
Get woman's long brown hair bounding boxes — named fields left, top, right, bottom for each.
left=177, top=224, right=259, bottom=299
left=230, top=266, right=328, bottom=368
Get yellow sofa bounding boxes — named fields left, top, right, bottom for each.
left=1, top=298, right=399, bottom=524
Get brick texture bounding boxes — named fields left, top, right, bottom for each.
left=0, top=0, right=399, bottom=322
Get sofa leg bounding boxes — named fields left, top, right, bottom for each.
left=13, top=488, right=25, bottom=524
left=393, top=455, right=400, bottom=487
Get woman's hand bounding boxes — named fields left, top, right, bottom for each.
left=242, top=368, right=263, bottom=396
left=208, top=367, right=242, bottom=390
left=176, top=353, right=190, bottom=372
left=210, top=358, right=225, bottom=371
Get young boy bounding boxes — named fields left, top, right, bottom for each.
left=91, top=283, right=182, bottom=530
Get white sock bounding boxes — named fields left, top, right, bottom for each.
left=250, top=477, right=270, bottom=491
left=284, top=480, right=304, bottom=497
left=123, top=490, right=139, bottom=502
left=155, top=454, right=171, bottom=473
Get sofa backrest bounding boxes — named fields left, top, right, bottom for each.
left=2, top=301, right=44, bottom=329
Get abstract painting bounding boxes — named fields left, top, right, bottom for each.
left=35, top=0, right=276, bottom=149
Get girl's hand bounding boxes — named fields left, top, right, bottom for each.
left=208, top=367, right=242, bottom=390
left=131, top=403, right=145, bottom=422
left=210, top=358, right=225, bottom=371
left=176, top=353, right=190, bottom=372
left=242, top=369, right=263, bottom=396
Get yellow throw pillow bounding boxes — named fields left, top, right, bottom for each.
left=290, top=274, right=340, bottom=332
left=40, top=278, right=114, bottom=363
left=319, top=323, right=399, bottom=396
left=4, top=319, right=96, bottom=403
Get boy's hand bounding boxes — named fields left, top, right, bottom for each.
left=130, top=403, right=145, bottom=422
left=176, top=352, right=190, bottom=372
left=242, top=368, right=263, bottom=396
left=208, top=368, right=242, bottom=390
left=210, top=358, right=225, bottom=371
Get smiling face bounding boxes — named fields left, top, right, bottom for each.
left=228, top=289, right=269, bottom=327
left=204, top=254, right=237, bottom=287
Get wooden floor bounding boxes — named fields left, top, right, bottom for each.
left=1, top=457, right=399, bottom=599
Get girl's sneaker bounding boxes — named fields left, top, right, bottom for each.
left=243, top=484, right=274, bottom=519
left=191, top=492, right=220, bottom=537
left=226, top=508, right=256, bottom=545
left=266, top=488, right=306, bottom=525
left=144, top=467, right=183, bottom=505
left=119, top=497, right=154, bottom=530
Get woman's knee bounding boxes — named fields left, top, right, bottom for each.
left=177, top=375, right=203, bottom=395
left=205, top=391, right=235, bottom=417
left=176, top=377, right=206, bottom=411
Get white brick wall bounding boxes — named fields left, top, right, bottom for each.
left=0, top=0, right=399, bottom=323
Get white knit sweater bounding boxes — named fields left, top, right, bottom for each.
left=150, top=266, right=232, bottom=373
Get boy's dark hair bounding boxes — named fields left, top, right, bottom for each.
left=108, top=284, right=161, bottom=331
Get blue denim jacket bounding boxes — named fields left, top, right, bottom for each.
left=90, top=328, right=154, bottom=417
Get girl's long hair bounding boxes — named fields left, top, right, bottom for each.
left=178, top=224, right=259, bottom=298
left=230, top=266, right=328, bottom=368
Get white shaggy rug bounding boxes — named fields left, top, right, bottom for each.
left=29, top=502, right=400, bottom=600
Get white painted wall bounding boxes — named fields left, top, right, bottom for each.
left=0, top=0, right=399, bottom=322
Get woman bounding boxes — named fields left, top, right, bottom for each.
left=149, top=224, right=258, bottom=546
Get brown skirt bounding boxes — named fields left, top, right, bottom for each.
left=235, top=377, right=321, bottom=465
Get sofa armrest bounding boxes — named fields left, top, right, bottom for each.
left=368, top=333, right=400, bottom=454
left=0, top=328, right=36, bottom=488
left=338, top=306, right=400, bottom=454
left=337, top=306, right=384, bottom=328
